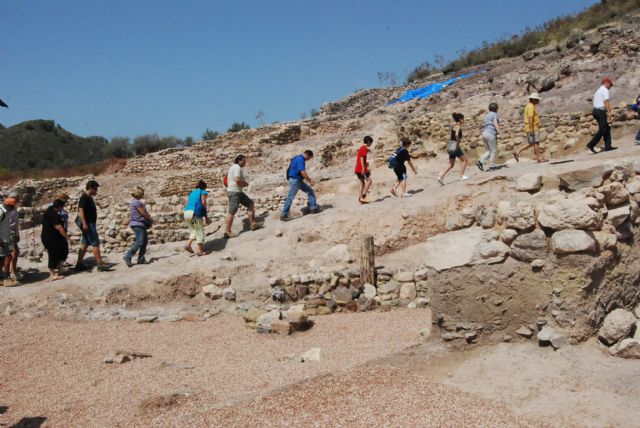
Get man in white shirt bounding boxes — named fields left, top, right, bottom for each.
left=224, top=154, right=260, bottom=239
left=587, top=77, right=616, bottom=153
left=0, top=196, right=19, bottom=287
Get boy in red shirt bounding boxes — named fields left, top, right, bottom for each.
left=355, top=136, right=374, bottom=204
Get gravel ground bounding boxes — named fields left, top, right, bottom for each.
left=199, top=366, right=544, bottom=427
left=1, top=310, right=432, bottom=427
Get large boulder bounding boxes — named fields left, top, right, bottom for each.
left=516, top=173, right=543, bottom=193
left=510, top=229, right=548, bottom=262
left=558, top=164, right=613, bottom=191
left=537, top=199, right=602, bottom=230
left=424, top=227, right=507, bottom=271
left=472, top=240, right=510, bottom=264
left=551, top=230, right=596, bottom=254
left=505, top=202, right=536, bottom=231
left=598, top=309, right=637, bottom=346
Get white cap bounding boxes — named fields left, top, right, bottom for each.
left=529, top=92, right=541, bottom=100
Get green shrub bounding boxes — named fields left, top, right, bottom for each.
left=227, top=122, right=250, bottom=133
left=202, top=129, right=220, bottom=140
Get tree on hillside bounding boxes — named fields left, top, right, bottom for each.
left=202, top=129, right=220, bottom=140
left=227, top=122, right=250, bottom=133
left=106, top=136, right=132, bottom=158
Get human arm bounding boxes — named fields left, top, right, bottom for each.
left=493, top=117, right=501, bottom=135
left=54, top=224, right=71, bottom=241
left=360, top=155, right=368, bottom=173
left=604, top=99, right=612, bottom=121
left=136, top=206, right=153, bottom=223
left=200, top=193, right=211, bottom=224
left=233, top=175, right=249, bottom=188
left=78, top=207, right=88, bottom=232
left=301, top=170, right=315, bottom=186
left=407, top=159, right=417, bottom=174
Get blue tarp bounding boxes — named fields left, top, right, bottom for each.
left=387, top=71, right=481, bottom=105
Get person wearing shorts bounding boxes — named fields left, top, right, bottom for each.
left=225, top=154, right=260, bottom=239
left=355, top=135, right=374, bottom=204
left=390, top=138, right=417, bottom=198
left=438, top=113, right=469, bottom=184
left=75, top=180, right=108, bottom=272
left=513, top=93, right=544, bottom=163
left=0, top=197, right=19, bottom=287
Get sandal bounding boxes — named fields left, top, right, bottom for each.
left=184, top=245, right=194, bottom=254
left=390, top=188, right=397, bottom=197
left=195, top=252, right=207, bottom=257
left=250, top=223, right=264, bottom=231
left=513, top=152, right=519, bottom=162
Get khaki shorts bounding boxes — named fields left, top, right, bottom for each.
left=228, top=192, right=253, bottom=215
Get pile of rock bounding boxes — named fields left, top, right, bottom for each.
left=243, top=304, right=313, bottom=335
left=598, top=308, right=640, bottom=359
left=268, top=266, right=430, bottom=311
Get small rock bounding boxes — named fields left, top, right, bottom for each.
left=113, top=354, right=131, bottom=364
left=136, top=315, right=158, bottom=323
left=515, top=326, right=533, bottom=339
left=202, top=284, right=223, bottom=300
left=300, top=347, right=321, bottom=362
left=418, top=328, right=430, bottom=338
left=537, top=326, right=556, bottom=343
left=399, top=283, right=417, bottom=300
left=502, top=335, right=513, bottom=343
left=244, top=307, right=267, bottom=323
left=598, top=308, right=637, bottom=346
left=549, top=332, right=567, bottom=349
left=271, top=319, right=292, bottom=335
left=414, top=297, right=430, bottom=307
left=609, top=338, right=640, bottom=359
left=395, top=271, right=414, bottom=282
left=465, top=331, right=478, bottom=343
left=442, top=333, right=461, bottom=342
left=222, top=287, right=236, bottom=301
left=407, top=302, right=417, bottom=309
left=363, top=283, right=377, bottom=299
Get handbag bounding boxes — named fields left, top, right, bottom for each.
left=446, top=140, right=458, bottom=155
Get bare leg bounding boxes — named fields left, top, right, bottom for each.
left=225, top=213, right=234, bottom=234
left=439, top=159, right=455, bottom=179
left=247, top=204, right=257, bottom=228
left=363, top=178, right=373, bottom=197
left=92, top=246, right=103, bottom=265
left=459, top=156, right=468, bottom=177
left=358, top=180, right=365, bottom=199
left=77, top=244, right=88, bottom=265
left=534, top=144, right=542, bottom=162
left=10, top=249, right=18, bottom=274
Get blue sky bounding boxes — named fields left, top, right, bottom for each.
left=1, top=0, right=597, bottom=139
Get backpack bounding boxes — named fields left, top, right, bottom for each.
left=387, top=147, right=403, bottom=169
left=223, top=173, right=228, bottom=188
left=631, top=96, right=640, bottom=112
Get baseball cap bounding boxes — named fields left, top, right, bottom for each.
left=3, top=197, right=17, bottom=206
left=602, top=77, right=614, bottom=86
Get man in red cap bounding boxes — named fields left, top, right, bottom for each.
left=587, top=77, right=616, bottom=153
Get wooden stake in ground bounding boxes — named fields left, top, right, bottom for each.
left=360, top=234, right=376, bottom=286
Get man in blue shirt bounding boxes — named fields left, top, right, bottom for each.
left=281, top=150, right=319, bottom=221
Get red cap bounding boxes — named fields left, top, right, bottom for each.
left=602, top=77, right=613, bottom=86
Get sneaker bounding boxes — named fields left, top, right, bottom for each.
left=604, top=146, right=618, bottom=151
left=437, top=177, right=444, bottom=185
left=123, top=256, right=133, bottom=268
left=461, top=175, right=470, bottom=180
left=512, top=152, right=520, bottom=162
left=475, top=160, right=484, bottom=171
left=402, top=193, right=411, bottom=198
left=279, top=215, right=290, bottom=222
left=137, top=258, right=149, bottom=265
left=309, top=207, right=322, bottom=214
left=635, top=140, right=640, bottom=145
left=587, top=145, right=599, bottom=154
left=96, top=263, right=110, bottom=272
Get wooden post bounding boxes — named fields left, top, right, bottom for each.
left=360, top=234, right=376, bottom=286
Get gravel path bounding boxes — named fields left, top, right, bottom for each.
left=1, top=310, right=432, bottom=427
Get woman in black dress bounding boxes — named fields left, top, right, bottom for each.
left=41, top=199, right=71, bottom=281
left=438, top=112, right=469, bottom=184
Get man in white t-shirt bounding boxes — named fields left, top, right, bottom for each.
left=587, top=77, right=616, bottom=153
left=224, top=154, right=260, bottom=239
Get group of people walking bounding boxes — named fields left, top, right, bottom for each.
left=1, top=78, right=638, bottom=283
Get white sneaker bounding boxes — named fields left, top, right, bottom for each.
left=461, top=175, right=470, bottom=180
left=402, top=193, right=411, bottom=198
left=437, top=177, right=444, bottom=185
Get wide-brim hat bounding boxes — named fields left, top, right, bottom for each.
left=529, top=92, right=541, bottom=100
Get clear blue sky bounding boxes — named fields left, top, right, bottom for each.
left=1, top=0, right=597, bottom=140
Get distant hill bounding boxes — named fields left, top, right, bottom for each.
left=0, top=120, right=108, bottom=171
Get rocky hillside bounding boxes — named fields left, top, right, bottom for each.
left=0, top=120, right=107, bottom=171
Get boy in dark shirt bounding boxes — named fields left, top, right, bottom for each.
left=76, top=180, right=108, bottom=271
left=390, top=138, right=417, bottom=198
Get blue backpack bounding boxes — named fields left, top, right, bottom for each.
left=387, top=147, right=403, bottom=169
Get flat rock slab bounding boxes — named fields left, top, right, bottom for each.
left=424, top=227, right=484, bottom=271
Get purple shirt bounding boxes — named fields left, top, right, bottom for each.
left=130, top=198, right=146, bottom=227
